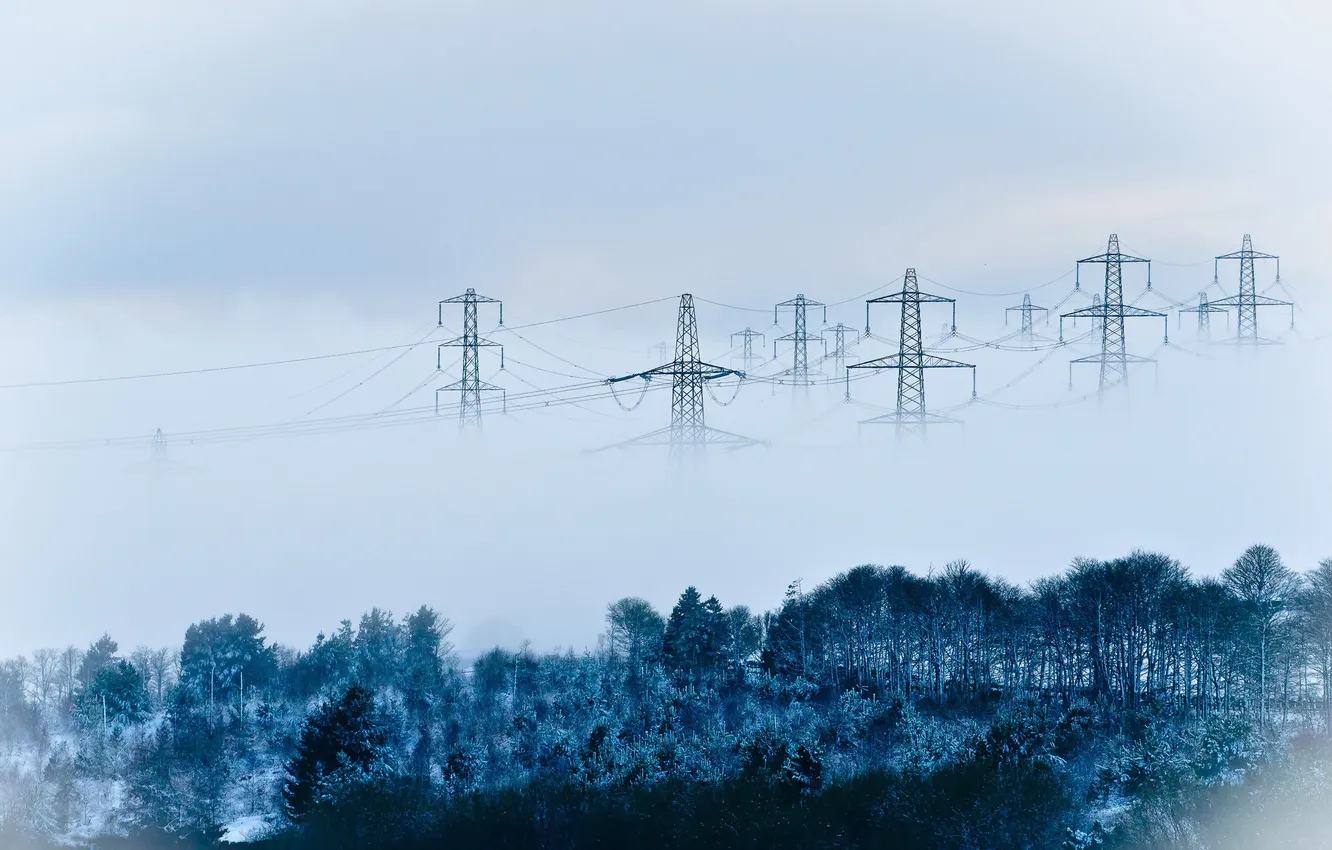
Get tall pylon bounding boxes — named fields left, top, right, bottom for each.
left=822, top=323, right=862, bottom=402
left=598, top=295, right=764, bottom=460
left=731, top=327, right=766, bottom=372
left=151, top=428, right=168, bottom=463
left=822, top=323, right=861, bottom=375
left=774, top=295, right=827, bottom=394
left=1059, top=235, right=1168, bottom=399
left=436, top=288, right=505, bottom=429
left=1178, top=292, right=1228, bottom=342
left=848, top=269, right=976, bottom=440
left=650, top=341, right=672, bottom=363
left=1005, top=294, right=1048, bottom=346
left=1208, top=235, right=1292, bottom=345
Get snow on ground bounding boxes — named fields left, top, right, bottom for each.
left=223, top=814, right=276, bottom=844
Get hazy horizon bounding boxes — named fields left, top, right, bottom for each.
left=3, top=0, right=1330, bottom=662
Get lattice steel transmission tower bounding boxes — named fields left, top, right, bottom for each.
left=848, top=269, right=976, bottom=440
left=436, top=288, right=505, bottom=429
left=1209, top=235, right=1292, bottom=345
left=731, top=327, right=766, bottom=372
left=151, top=428, right=168, bottom=463
left=1059, top=235, right=1168, bottom=399
left=598, top=294, right=764, bottom=460
left=773, top=295, right=827, bottom=394
left=822, top=323, right=860, bottom=375
left=1178, top=293, right=1228, bottom=342
left=650, top=341, right=671, bottom=363
left=822, top=323, right=862, bottom=402
left=1005, top=294, right=1048, bottom=346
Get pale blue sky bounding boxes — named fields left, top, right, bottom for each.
left=1, top=1, right=1325, bottom=312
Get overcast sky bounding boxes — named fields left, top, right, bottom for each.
left=1, top=1, right=1329, bottom=660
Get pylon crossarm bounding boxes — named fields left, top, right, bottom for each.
left=867, top=292, right=956, bottom=305
left=439, top=334, right=502, bottom=346
left=1061, top=304, right=1165, bottom=320
left=857, top=411, right=964, bottom=427
left=700, top=426, right=767, bottom=447
left=1070, top=352, right=1157, bottom=365
left=1078, top=251, right=1149, bottom=265
left=1210, top=294, right=1293, bottom=308
left=584, top=426, right=675, bottom=452
left=587, top=424, right=764, bottom=453
left=1060, top=305, right=1103, bottom=320
left=608, top=362, right=738, bottom=383
left=847, top=353, right=975, bottom=371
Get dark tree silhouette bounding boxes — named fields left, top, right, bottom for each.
left=282, top=682, right=389, bottom=822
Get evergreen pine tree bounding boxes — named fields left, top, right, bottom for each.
left=663, top=587, right=706, bottom=680
left=282, top=682, right=390, bottom=822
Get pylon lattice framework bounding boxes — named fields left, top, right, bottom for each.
left=1059, top=234, right=1168, bottom=399
left=1208, top=235, right=1292, bottom=345
left=436, top=288, right=505, bottom=429
left=598, top=295, right=764, bottom=460
left=822, top=323, right=862, bottom=400
left=1005, top=294, right=1048, bottom=346
left=847, top=269, right=976, bottom=440
left=731, top=327, right=766, bottom=372
left=773, top=294, right=827, bottom=393
left=1178, top=293, right=1228, bottom=342
left=820, top=325, right=863, bottom=378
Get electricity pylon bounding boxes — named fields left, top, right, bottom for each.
left=822, top=323, right=861, bottom=402
left=151, top=428, right=168, bottom=463
left=1209, top=235, right=1293, bottom=345
left=1058, top=235, right=1168, bottom=399
left=1005, top=294, right=1048, bottom=346
left=650, top=341, right=671, bottom=363
left=436, top=288, right=505, bottom=429
left=773, top=294, right=827, bottom=395
left=598, top=294, right=764, bottom=460
left=848, top=269, right=976, bottom=440
left=822, top=323, right=861, bottom=373
left=1178, top=293, right=1228, bottom=342
left=731, top=327, right=766, bottom=372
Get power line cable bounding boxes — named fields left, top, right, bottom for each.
left=918, top=268, right=1074, bottom=299
left=0, top=341, right=434, bottom=390
left=291, top=326, right=440, bottom=421
left=502, top=328, right=607, bottom=378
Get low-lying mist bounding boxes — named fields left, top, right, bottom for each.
left=2, top=289, right=1327, bottom=660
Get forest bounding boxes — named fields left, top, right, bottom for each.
left=2, top=544, right=1332, bottom=849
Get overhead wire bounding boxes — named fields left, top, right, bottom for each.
left=290, top=326, right=440, bottom=422
left=502, top=327, right=607, bottom=379
left=0, top=295, right=674, bottom=391
left=918, top=268, right=1075, bottom=299
left=491, top=296, right=679, bottom=334
left=694, top=275, right=907, bottom=315
left=5, top=378, right=638, bottom=453
left=0, top=341, right=436, bottom=390
left=5, top=264, right=1314, bottom=453
left=504, top=361, right=615, bottom=418
left=378, top=361, right=457, bottom=415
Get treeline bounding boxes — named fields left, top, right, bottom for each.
left=766, top=546, right=1332, bottom=727
left=0, top=545, right=1329, bottom=848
